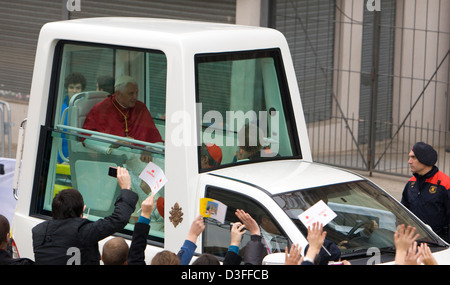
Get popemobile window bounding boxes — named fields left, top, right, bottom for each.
left=35, top=42, right=167, bottom=242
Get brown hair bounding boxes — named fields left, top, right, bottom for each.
left=52, top=189, right=84, bottom=219
left=102, top=237, right=129, bottom=265
left=0, top=215, right=9, bottom=246
left=151, top=250, right=180, bottom=265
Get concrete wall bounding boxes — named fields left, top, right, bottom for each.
left=392, top=0, right=450, bottom=145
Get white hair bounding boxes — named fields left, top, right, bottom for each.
left=114, top=75, right=137, bottom=92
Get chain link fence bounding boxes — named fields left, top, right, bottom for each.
left=273, top=0, right=450, bottom=176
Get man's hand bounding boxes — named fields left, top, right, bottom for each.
left=140, top=192, right=155, bottom=219
left=404, top=241, right=422, bottom=265
left=394, top=224, right=420, bottom=265
left=235, top=209, right=260, bottom=236
left=285, top=244, right=302, bottom=265
left=186, top=215, right=205, bottom=243
left=140, top=151, right=153, bottom=163
left=304, top=222, right=326, bottom=261
left=230, top=222, right=246, bottom=247
left=420, top=243, right=438, bottom=265
left=117, top=166, right=131, bottom=190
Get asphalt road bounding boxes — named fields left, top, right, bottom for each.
left=352, top=169, right=408, bottom=201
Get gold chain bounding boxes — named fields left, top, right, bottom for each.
left=111, top=99, right=129, bottom=136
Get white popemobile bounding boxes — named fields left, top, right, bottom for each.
left=9, top=17, right=450, bottom=265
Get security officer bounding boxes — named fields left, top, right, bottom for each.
left=401, top=142, right=450, bottom=242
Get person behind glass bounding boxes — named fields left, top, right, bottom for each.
left=234, top=122, right=276, bottom=162
left=200, top=143, right=222, bottom=169
left=65, top=72, right=87, bottom=101
left=31, top=166, right=138, bottom=265
left=82, top=75, right=164, bottom=219
left=96, top=75, right=115, bottom=95
left=194, top=209, right=266, bottom=265
left=232, top=209, right=265, bottom=265
left=0, top=215, right=34, bottom=265
left=235, top=122, right=264, bottom=161
left=401, top=142, right=450, bottom=242
left=58, top=72, right=86, bottom=163
left=190, top=218, right=247, bottom=265
left=257, top=214, right=286, bottom=255
left=83, top=75, right=163, bottom=150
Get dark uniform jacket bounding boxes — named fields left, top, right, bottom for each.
left=32, top=189, right=138, bottom=265
left=0, top=249, right=34, bottom=265
left=401, top=166, right=450, bottom=239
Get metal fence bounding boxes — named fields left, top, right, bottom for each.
left=0, top=100, right=12, bottom=158
left=1, top=0, right=449, bottom=176
left=273, top=0, right=450, bottom=176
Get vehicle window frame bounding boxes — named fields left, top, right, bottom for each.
left=29, top=40, right=167, bottom=244
left=273, top=180, right=447, bottom=260
left=203, top=185, right=292, bottom=261
left=195, top=48, right=302, bottom=173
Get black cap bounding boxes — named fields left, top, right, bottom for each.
left=412, top=142, right=437, bottom=166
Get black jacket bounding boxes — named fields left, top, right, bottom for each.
left=401, top=166, right=450, bottom=238
left=223, top=235, right=265, bottom=265
left=32, top=189, right=138, bottom=265
left=0, top=249, right=34, bottom=265
left=127, top=221, right=149, bottom=265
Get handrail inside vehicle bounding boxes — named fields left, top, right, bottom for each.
left=54, top=124, right=165, bottom=153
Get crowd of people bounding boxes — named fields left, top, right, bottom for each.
left=1, top=70, right=449, bottom=266
left=0, top=165, right=440, bottom=265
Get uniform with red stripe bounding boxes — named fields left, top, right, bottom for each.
left=401, top=142, right=450, bottom=242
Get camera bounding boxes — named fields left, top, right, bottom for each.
left=108, top=166, right=117, bottom=177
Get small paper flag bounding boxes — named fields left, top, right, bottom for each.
left=139, top=162, right=167, bottom=194
left=298, top=200, right=337, bottom=228
left=200, top=198, right=227, bottom=224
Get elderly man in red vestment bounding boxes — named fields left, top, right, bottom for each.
left=83, top=75, right=162, bottom=144
left=83, top=75, right=164, bottom=223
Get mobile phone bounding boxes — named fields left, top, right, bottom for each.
left=230, top=223, right=247, bottom=231
left=108, top=166, right=117, bottom=177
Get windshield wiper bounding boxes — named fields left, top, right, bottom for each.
left=378, top=247, right=396, bottom=254
left=346, top=242, right=447, bottom=259
left=417, top=239, right=448, bottom=248
left=342, top=246, right=396, bottom=259
left=341, top=248, right=369, bottom=258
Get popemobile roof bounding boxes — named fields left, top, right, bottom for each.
left=209, top=160, right=364, bottom=195
left=39, top=17, right=288, bottom=53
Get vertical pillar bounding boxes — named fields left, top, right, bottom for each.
left=236, top=0, right=261, bottom=26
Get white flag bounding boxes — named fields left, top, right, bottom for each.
left=139, top=162, right=167, bottom=194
